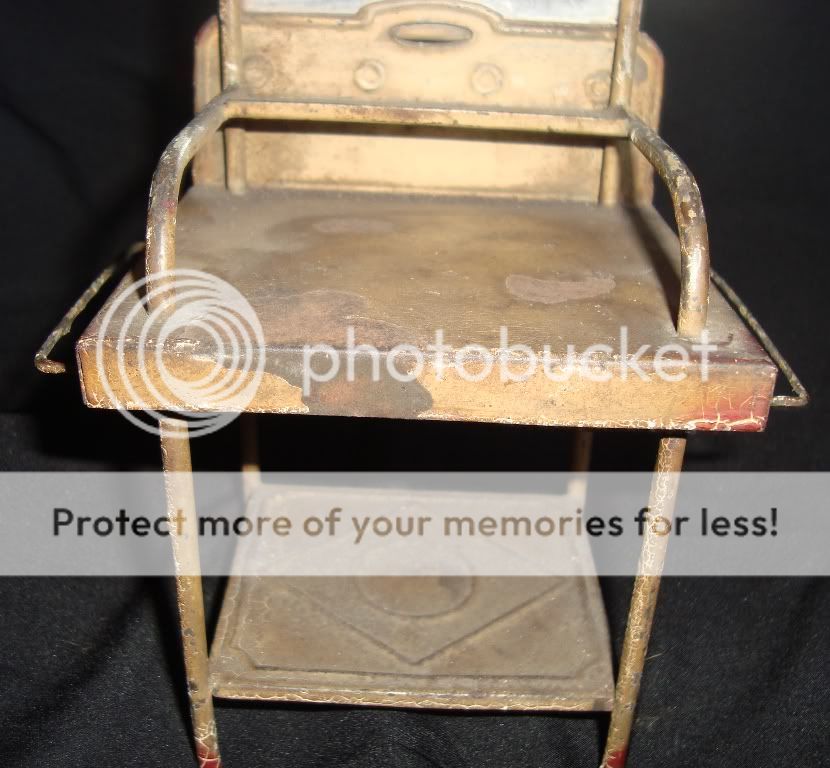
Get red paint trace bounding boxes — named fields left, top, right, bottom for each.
left=605, top=746, right=628, bottom=768
left=196, top=742, right=221, bottom=768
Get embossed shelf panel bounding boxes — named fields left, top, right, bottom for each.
left=208, top=484, right=615, bottom=710
left=210, top=576, right=614, bottom=709
left=79, top=190, right=776, bottom=431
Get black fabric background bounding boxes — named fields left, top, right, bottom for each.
left=1, top=1, right=829, bottom=766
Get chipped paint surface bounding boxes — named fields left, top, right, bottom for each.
left=506, top=272, right=616, bottom=305
left=80, top=193, right=776, bottom=431
left=79, top=336, right=776, bottom=432
left=196, top=743, right=221, bottom=768
left=681, top=395, right=770, bottom=432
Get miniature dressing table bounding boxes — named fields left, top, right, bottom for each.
left=36, top=1, right=807, bottom=766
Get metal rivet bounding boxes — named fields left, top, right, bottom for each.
left=243, top=55, right=274, bottom=91
left=585, top=71, right=612, bottom=105
left=354, top=60, right=386, bottom=92
left=471, top=63, right=503, bottom=96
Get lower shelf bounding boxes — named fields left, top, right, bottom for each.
left=210, top=575, right=614, bottom=711
left=209, top=483, right=614, bottom=711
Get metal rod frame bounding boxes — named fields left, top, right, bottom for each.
left=34, top=242, right=144, bottom=373
left=219, top=0, right=247, bottom=194
left=240, top=414, right=262, bottom=499
left=601, top=436, right=686, bottom=768
left=160, top=417, right=685, bottom=768
left=145, top=89, right=710, bottom=337
left=160, top=419, right=222, bottom=768
left=599, top=0, right=643, bottom=206
left=710, top=270, right=809, bottom=407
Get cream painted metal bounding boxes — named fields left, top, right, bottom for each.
left=32, top=2, right=807, bottom=768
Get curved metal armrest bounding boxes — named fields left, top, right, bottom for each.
left=145, top=89, right=634, bottom=306
left=628, top=117, right=710, bottom=338
left=146, top=91, right=234, bottom=306
left=147, top=93, right=711, bottom=341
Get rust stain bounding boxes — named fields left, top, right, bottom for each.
left=302, top=355, right=433, bottom=418
left=249, top=288, right=427, bottom=349
left=505, top=273, right=615, bottom=305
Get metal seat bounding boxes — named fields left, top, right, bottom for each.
left=83, top=187, right=774, bottom=429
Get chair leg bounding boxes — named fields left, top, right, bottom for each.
left=160, top=418, right=222, bottom=768
left=568, top=429, right=593, bottom=500
left=600, top=436, right=686, bottom=768
left=240, top=414, right=261, bottom=502
left=571, top=430, right=594, bottom=472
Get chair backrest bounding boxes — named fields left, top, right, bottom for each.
left=193, top=0, right=661, bottom=202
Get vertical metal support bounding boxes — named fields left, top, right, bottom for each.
left=241, top=414, right=261, bottom=501
left=568, top=430, right=593, bottom=499
left=599, top=0, right=643, bottom=204
left=571, top=430, right=594, bottom=473
left=160, top=418, right=221, bottom=768
left=219, top=0, right=247, bottom=195
left=601, top=436, right=686, bottom=768
left=629, top=120, right=710, bottom=338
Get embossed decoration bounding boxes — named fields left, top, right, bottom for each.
left=471, top=63, right=504, bottom=96
left=354, top=59, right=386, bottom=92
left=242, top=55, right=274, bottom=91
left=585, top=70, right=613, bottom=105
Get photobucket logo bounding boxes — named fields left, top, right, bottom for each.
left=96, top=269, right=265, bottom=438
left=302, top=327, right=717, bottom=395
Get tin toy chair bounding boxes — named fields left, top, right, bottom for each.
left=36, top=1, right=808, bottom=766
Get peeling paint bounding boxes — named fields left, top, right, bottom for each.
left=506, top=273, right=616, bottom=305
